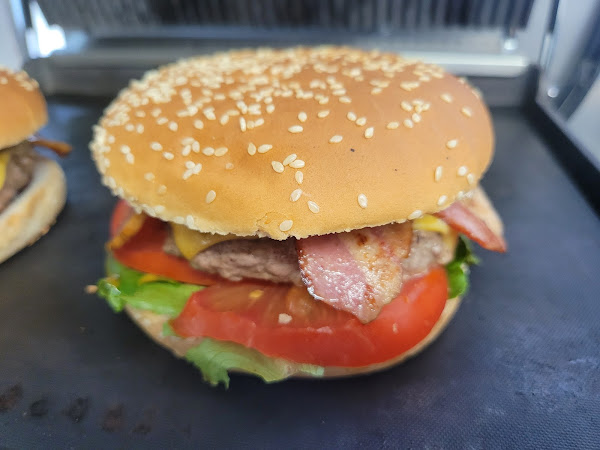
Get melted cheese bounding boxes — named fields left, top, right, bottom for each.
left=413, top=214, right=458, bottom=252
left=413, top=214, right=450, bottom=234
left=0, top=151, right=10, bottom=189
left=171, top=224, right=242, bottom=260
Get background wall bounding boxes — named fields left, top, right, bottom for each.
left=0, top=1, right=23, bottom=69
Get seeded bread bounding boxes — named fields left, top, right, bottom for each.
left=0, top=67, right=47, bottom=149
left=90, top=47, right=494, bottom=240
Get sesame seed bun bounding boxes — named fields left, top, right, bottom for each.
left=91, top=47, right=493, bottom=239
left=124, top=295, right=461, bottom=379
left=0, top=67, right=47, bottom=149
left=0, top=158, right=67, bottom=264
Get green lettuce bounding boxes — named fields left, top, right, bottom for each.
left=185, top=338, right=324, bottom=388
left=97, top=256, right=202, bottom=317
left=445, top=235, right=480, bottom=298
left=95, top=257, right=324, bottom=386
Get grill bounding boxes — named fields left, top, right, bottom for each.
left=37, top=0, right=535, bottom=32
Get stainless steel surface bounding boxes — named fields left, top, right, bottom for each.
left=12, top=0, right=556, bottom=97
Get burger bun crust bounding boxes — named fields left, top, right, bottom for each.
left=124, top=295, right=461, bottom=379
left=0, top=158, right=67, bottom=264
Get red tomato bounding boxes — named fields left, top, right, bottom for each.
left=436, top=202, right=506, bottom=252
left=109, top=201, right=220, bottom=285
left=171, top=268, right=448, bottom=367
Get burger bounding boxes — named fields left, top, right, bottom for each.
left=0, top=67, right=70, bottom=264
left=90, top=47, right=506, bottom=387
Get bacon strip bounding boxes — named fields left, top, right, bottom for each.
left=29, top=137, right=72, bottom=157
left=107, top=210, right=147, bottom=251
left=296, top=222, right=412, bottom=323
left=436, top=188, right=506, bottom=252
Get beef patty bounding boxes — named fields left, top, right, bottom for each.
left=0, top=141, right=37, bottom=214
left=164, top=229, right=454, bottom=285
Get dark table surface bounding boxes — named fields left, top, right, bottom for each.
left=1, top=98, right=599, bottom=449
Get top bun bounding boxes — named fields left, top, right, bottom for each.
left=91, top=47, right=493, bottom=239
left=0, top=67, right=47, bottom=149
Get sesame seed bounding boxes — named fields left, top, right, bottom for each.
left=408, top=210, right=423, bottom=220
left=225, top=162, right=234, bottom=170
left=192, top=141, right=200, bottom=152
left=215, top=147, right=228, bottom=157
left=329, top=135, right=343, bottom=143
left=288, top=125, right=303, bottom=133
left=283, top=154, right=297, bottom=166
left=136, top=124, right=144, bottom=133
left=461, top=107, right=473, bottom=117
left=435, top=166, right=443, bottom=181
left=157, top=185, right=167, bottom=195
left=308, top=201, right=320, bottom=213
left=125, top=124, right=134, bottom=132
left=126, top=154, right=134, bottom=164
left=295, top=171, right=304, bottom=184
left=467, top=173, right=476, bottom=185
left=186, top=215, right=195, bottom=228
left=356, top=117, right=367, bottom=126
left=371, top=88, right=382, bottom=95
left=441, top=93, right=453, bottom=103
left=446, top=139, right=458, bottom=149
left=272, top=161, right=285, bottom=173
left=169, top=122, right=178, bottom=131
left=358, top=194, right=368, bottom=209
left=185, top=161, right=195, bottom=169
left=333, top=89, right=346, bottom=96
left=279, top=220, right=293, bottom=232
left=317, top=110, right=330, bottom=118
left=339, top=96, right=351, bottom=103
left=204, top=109, right=216, bottom=120
left=266, top=104, right=275, bottom=113
left=163, top=152, right=174, bottom=160
left=412, top=113, right=421, bottom=123
left=438, top=195, right=447, bottom=206
left=347, top=112, right=357, bottom=122
left=290, top=189, right=302, bottom=202
left=202, top=147, right=215, bottom=156
left=401, top=101, right=413, bottom=111
left=239, top=117, right=247, bottom=132
left=387, top=122, right=399, bottom=129
left=258, top=144, right=272, bottom=153
left=247, top=143, right=257, bottom=155
left=219, top=114, right=229, bottom=125
left=157, top=117, right=168, bottom=125
left=364, top=127, right=374, bottom=139
left=120, top=145, right=131, bottom=154
left=247, top=120, right=255, bottom=130
left=144, top=172, right=155, bottom=181
left=278, top=313, right=292, bottom=325
left=298, top=112, right=307, bottom=122
left=457, top=166, right=468, bottom=176
left=194, top=119, right=204, bottom=129
left=254, top=118, right=265, bottom=127
left=205, top=190, right=216, bottom=204
left=289, top=160, right=305, bottom=169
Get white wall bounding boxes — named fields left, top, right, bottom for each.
left=0, top=1, right=23, bottom=69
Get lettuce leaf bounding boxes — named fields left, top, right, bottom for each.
left=446, top=235, right=480, bottom=299
left=185, top=338, right=325, bottom=388
left=97, top=256, right=203, bottom=317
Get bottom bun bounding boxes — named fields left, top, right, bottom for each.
left=0, top=158, right=67, bottom=264
left=124, top=294, right=461, bottom=379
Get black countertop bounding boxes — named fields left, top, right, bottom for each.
left=1, top=98, right=599, bottom=448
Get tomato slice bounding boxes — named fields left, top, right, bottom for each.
left=171, top=267, right=448, bottom=367
left=436, top=202, right=506, bottom=252
left=109, top=201, right=220, bottom=285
